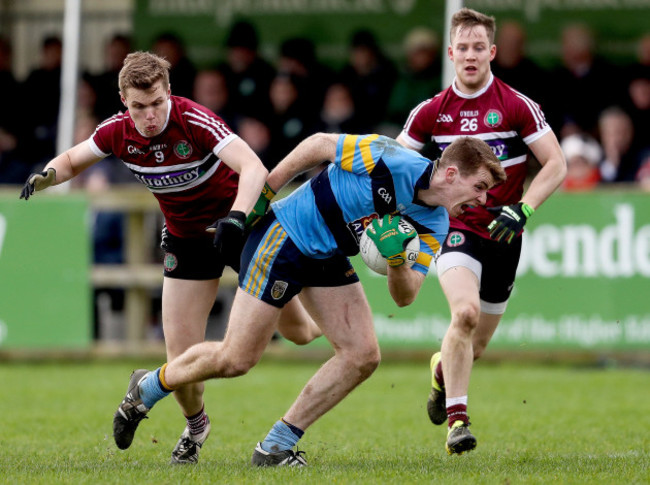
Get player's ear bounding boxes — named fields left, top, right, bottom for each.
left=119, top=92, right=127, bottom=107
left=445, top=165, right=458, bottom=183
left=489, top=44, right=497, bottom=62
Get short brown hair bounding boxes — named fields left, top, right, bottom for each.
left=450, top=8, right=496, bottom=45
left=118, top=51, right=170, bottom=94
left=440, top=136, right=506, bottom=185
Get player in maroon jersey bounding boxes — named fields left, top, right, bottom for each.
left=397, top=8, right=566, bottom=454
left=19, top=51, right=321, bottom=464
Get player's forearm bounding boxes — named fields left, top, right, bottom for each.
left=267, top=133, right=336, bottom=192
left=387, top=267, right=424, bottom=307
left=231, top=163, right=268, bottom=215
left=44, top=141, right=103, bottom=185
left=521, top=155, right=567, bottom=210
left=42, top=151, right=76, bottom=185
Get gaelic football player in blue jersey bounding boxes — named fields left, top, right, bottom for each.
left=112, top=133, right=505, bottom=466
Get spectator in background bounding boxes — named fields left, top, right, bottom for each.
left=266, top=73, right=316, bottom=168
left=77, top=73, right=100, bottom=120
left=550, top=24, right=624, bottom=138
left=218, top=21, right=275, bottom=120
left=152, top=32, right=197, bottom=99
left=0, top=36, right=19, bottom=134
left=491, top=20, right=548, bottom=108
left=277, top=37, right=335, bottom=113
left=19, top=35, right=62, bottom=166
left=386, top=27, right=441, bottom=127
left=93, top=34, right=132, bottom=120
left=624, top=34, right=650, bottom=149
left=560, top=133, right=603, bottom=191
left=314, top=82, right=368, bottom=135
left=339, top=29, right=397, bottom=131
left=0, top=36, right=29, bottom=184
left=192, top=68, right=236, bottom=127
left=598, top=106, right=641, bottom=183
left=635, top=151, right=650, bottom=190
left=0, top=126, right=29, bottom=184
left=235, top=114, right=273, bottom=169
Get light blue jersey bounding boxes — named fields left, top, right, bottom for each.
left=272, top=134, right=449, bottom=275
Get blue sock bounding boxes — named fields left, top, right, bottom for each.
left=139, top=367, right=172, bottom=409
left=260, top=419, right=304, bottom=453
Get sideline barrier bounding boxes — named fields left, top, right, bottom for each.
left=0, top=191, right=90, bottom=349
left=0, top=188, right=648, bottom=352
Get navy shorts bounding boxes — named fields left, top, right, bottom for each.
left=160, top=225, right=226, bottom=280
left=239, top=212, right=359, bottom=308
left=436, top=228, right=522, bottom=307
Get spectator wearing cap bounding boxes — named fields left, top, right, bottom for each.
left=338, top=29, right=398, bottom=131
left=386, top=26, right=442, bottom=127
left=217, top=21, right=275, bottom=119
left=560, top=133, right=603, bottom=191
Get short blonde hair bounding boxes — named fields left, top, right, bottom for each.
left=118, top=51, right=170, bottom=94
left=440, top=136, right=506, bottom=185
left=450, top=8, right=497, bottom=45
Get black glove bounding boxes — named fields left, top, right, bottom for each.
left=20, top=168, right=57, bottom=200
left=487, top=202, right=534, bottom=244
left=206, top=210, right=246, bottom=271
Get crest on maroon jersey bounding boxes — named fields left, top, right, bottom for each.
left=174, top=140, right=193, bottom=159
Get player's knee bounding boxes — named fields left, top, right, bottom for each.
left=222, top=358, right=256, bottom=377
left=351, top=346, right=381, bottom=379
left=452, top=303, right=480, bottom=333
left=214, top=348, right=259, bottom=378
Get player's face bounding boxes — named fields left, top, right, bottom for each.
left=448, top=25, right=496, bottom=94
left=121, top=81, right=171, bottom=138
left=448, top=167, right=494, bottom=217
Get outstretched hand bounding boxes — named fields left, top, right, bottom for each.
left=19, top=168, right=57, bottom=200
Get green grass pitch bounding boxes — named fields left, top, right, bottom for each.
left=1, top=357, right=648, bottom=484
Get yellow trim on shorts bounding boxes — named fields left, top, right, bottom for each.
left=245, top=222, right=286, bottom=297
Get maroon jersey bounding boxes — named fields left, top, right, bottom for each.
left=400, top=74, right=551, bottom=238
left=89, top=96, right=239, bottom=238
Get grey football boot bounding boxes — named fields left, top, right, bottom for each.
left=251, top=442, right=307, bottom=467
left=113, top=369, right=151, bottom=450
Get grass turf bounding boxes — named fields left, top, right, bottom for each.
left=0, top=357, right=648, bottom=484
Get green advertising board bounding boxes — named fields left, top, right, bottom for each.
left=349, top=190, right=650, bottom=351
left=133, top=0, right=648, bottom=69
left=0, top=193, right=91, bottom=349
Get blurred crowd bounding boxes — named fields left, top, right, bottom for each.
left=0, top=21, right=649, bottom=192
